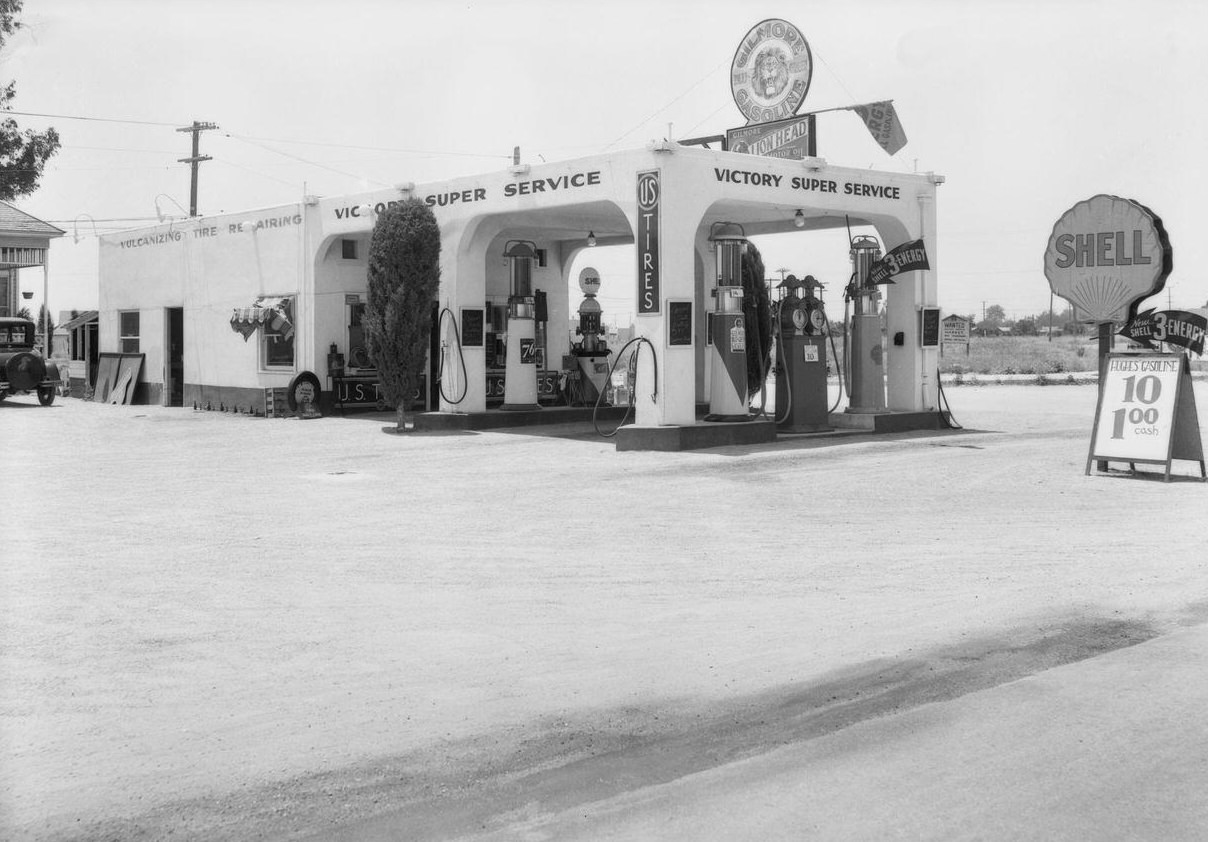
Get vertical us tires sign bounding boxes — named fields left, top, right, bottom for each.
left=637, top=170, right=660, bottom=315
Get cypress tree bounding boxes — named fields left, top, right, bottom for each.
left=364, top=198, right=441, bottom=431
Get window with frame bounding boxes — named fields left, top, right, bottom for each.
left=119, top=311, right=140, bottom=353
left=341, top=238, right=358, bottom=260
left=261, top=296, right=295, bottom=369
left=347, top=298, right=374, bottom=370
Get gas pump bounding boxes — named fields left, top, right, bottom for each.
left=845, top=235, right=887, bottom=414
left=774, top=274, right=832, bottom=432
left=705, top=222, right=750, bottom=422
left=572, top=266, right=611, bottom=404
left=501, top=239, right=540, bottom=411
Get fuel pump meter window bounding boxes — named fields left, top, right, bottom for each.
left=262, top=296, right=295, bottom=369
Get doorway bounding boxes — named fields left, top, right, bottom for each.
left=165, top=307, right=184, bottom=406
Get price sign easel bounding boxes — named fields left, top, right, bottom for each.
left=1086, top=352, right=1205, bottom=481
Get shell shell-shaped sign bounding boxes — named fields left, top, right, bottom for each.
left=1043, top=194, right=1171, bottom=323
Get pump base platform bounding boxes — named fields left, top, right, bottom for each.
left=828, top=409, right=950, bottom=433
left=411, top=405, right=630, bottom=431
left=616, top=419, right=777, bottom=452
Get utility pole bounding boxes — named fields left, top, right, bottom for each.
left=176, top=121, right=218, bottom=217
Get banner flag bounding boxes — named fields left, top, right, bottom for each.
left=866, top=238, right=930, bottom=285
left=851, top=101, right=908, bottom=155
left=1118, top=309, right=1207, bottom=355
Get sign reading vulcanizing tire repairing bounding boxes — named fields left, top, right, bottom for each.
left=636, top=170, right=661, bottom=315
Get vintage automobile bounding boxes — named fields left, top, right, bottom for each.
left=0, top=316, right=60, bottom=406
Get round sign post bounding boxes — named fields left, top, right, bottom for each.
left=1043, top=195, right=1172, bottom=470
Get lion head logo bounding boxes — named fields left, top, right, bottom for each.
left=754, top=47, right=789, bottom=100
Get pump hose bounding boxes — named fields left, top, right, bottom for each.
left=824, top=313, right=845, bottom=413
left=935, top=366, right=963, bottom=429
left=841, top=273, right=854, bottom=400
left=593, top=335, right=658, bottom=438
left=436, top=307, right=468, bottom=405
left=752, top=302, right=782, bottom=422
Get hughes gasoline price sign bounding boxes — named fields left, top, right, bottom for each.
left=1087, top=353, right=1205, bottom=481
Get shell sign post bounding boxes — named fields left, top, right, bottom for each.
left=1044, top=195, right=1204, bottom=480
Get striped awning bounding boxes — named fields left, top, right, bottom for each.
left=230, top=296, right=293, bottom=342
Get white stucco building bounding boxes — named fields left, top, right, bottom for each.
left=97, top=143, right=942, bottom=443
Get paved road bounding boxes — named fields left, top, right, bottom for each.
left=2, top=384, right=1206, bottom=840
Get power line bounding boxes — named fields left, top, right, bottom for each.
left=4, top=109, right=180, bottom=127
left=601, top=56, right=730, bottom=151
left=223, top=133, right=391, bottom=187
left=226, top=132, right=510, bottom=160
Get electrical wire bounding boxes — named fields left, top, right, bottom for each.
left=601, top=57, right=729, bottom=150
left=3, top=109, right=181, bottom=127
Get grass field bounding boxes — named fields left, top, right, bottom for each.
left=937, top=335, right=1097, bottom=376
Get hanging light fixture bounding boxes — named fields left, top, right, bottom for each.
left=794, top=209, right=805, bottom=229
left=587, top=231, right=597, bottom=247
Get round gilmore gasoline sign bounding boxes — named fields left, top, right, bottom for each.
left=1043, top=194, right=1171, bottom=323
left=731, top=19, right=813, bottom=125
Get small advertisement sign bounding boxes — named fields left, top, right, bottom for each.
left=726, top=114, right=815, bottom=160
left=941, top=315, right=971, bottom=345
left=867, top=239, right=930, bottom=285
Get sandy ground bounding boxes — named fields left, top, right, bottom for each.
left=1, top=382, right=1206, bottom=840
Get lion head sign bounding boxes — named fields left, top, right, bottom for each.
left=731, top=19, right=813, bottom=125
left=1043, top=194, right=1172, bottom=324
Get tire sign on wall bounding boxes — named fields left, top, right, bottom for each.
left=1086, top=353, right=1205, bottom=481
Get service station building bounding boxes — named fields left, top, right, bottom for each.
left=97, top=143, right=942, bottom=448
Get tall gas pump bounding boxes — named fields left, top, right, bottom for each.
left=705, top=222, right=750, bottom=422
left=501, top=240, right=540, bottom=411
left=845, top=235, right=887, bottom=414
left=774, top=274, right=832, bottom=432
left=572, top=266, right=611, bottom=404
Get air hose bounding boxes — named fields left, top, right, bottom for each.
left=436, top=307, right=468, bottom=405
left=936, top=367, right=963, bottom=429
left=825, top=312, right=845, bottom=413
left=593, top=335, right=658, bottom=438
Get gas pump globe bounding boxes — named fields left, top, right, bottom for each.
left=846, top=235, right=887, bottom=413
left=705, top=221, right=750, bottom=422
left=572, top=266, right=611, bottom=404
left=501, top=239, right=540, bottom=411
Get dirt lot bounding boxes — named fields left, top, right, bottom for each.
left=2, top=383, right=1206, bottom=840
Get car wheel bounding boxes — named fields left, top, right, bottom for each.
left=286, top=371, right=322, bottom=413
left=38, top=385, right=56, bottom=406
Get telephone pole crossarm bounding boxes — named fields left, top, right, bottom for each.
left=176, top=121, right=219, bottom=216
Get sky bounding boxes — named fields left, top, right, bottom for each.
left=8, top=0, right=1208, bottom=326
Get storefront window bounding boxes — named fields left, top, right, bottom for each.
left=261, top=296, right=295, bottom=369
left=347, top=299, right=373, bottom=370
left=119, top=311, right=140, bottom=353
